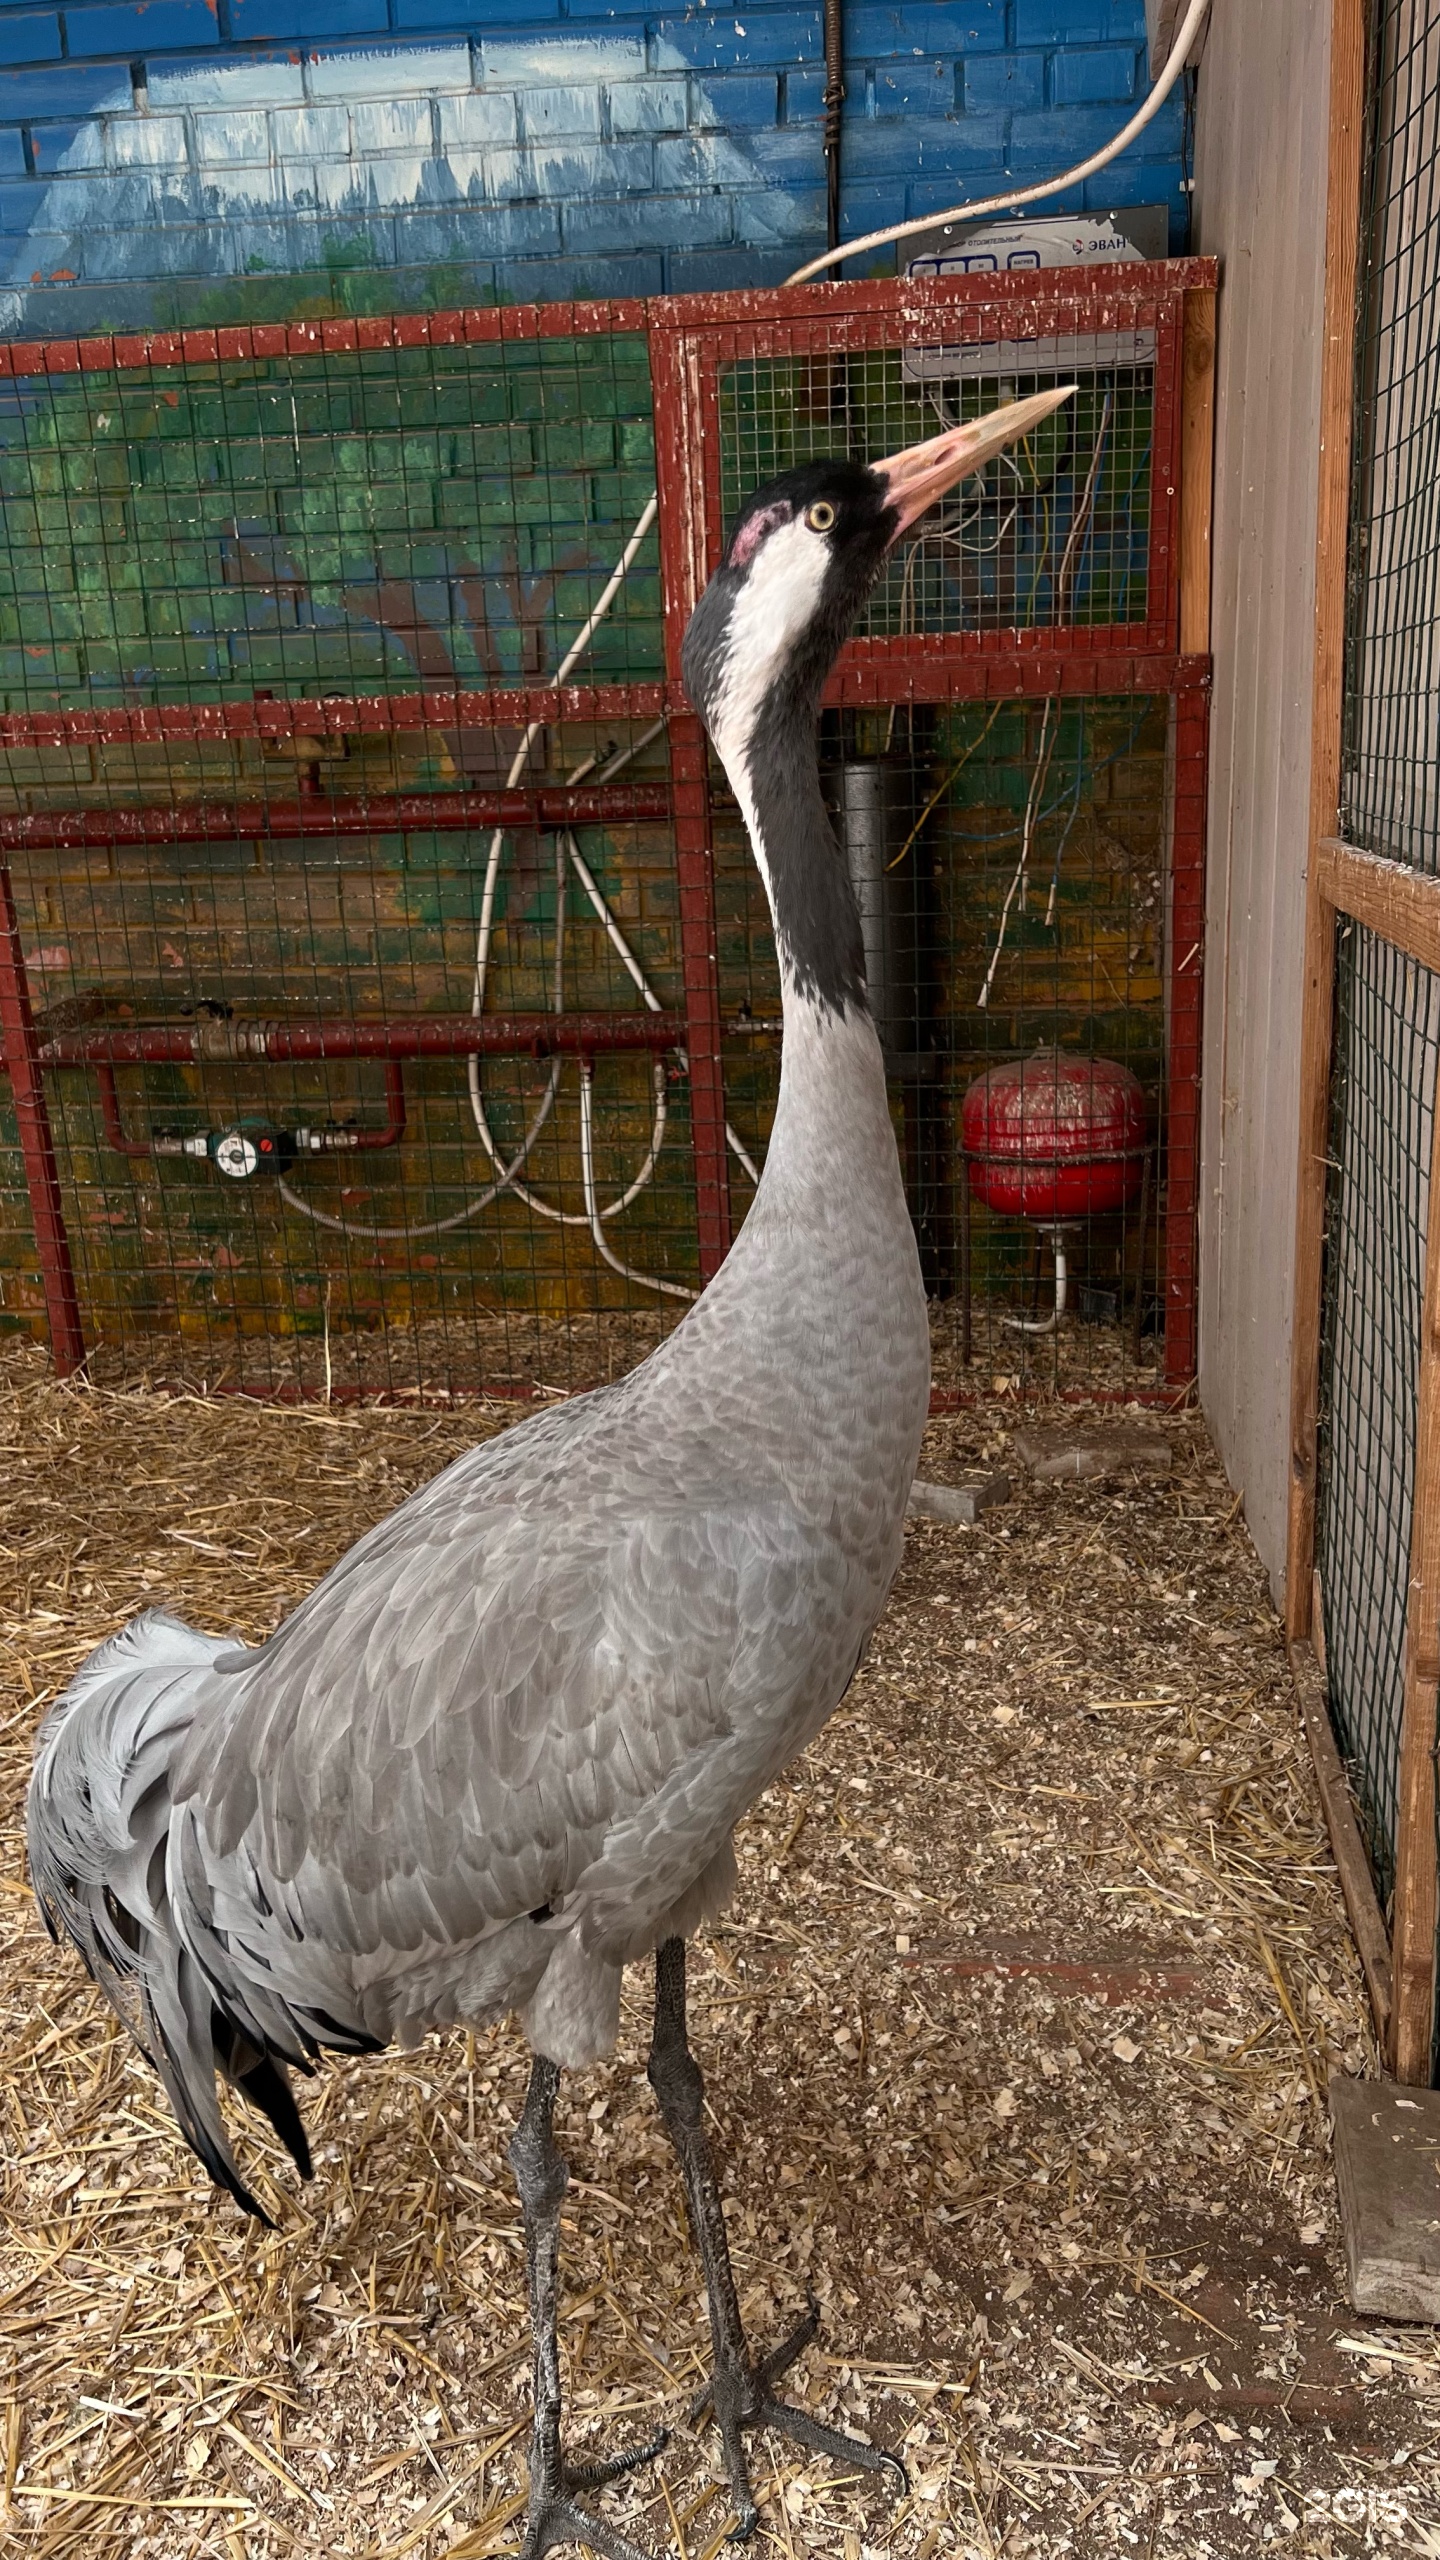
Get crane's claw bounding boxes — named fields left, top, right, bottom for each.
left=515, top=2489, right=657, bottom=2560
left=567, top=2424, right=669, bottom=2496
left=512, top=2429, right=668, bottom=2559
left=690, top=2300, right=908, bottom=2544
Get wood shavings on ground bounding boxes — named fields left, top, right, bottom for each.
left=74, top=1301, right=1158, bottom=1407
left=0, top=1340, right=1436, bottom=2558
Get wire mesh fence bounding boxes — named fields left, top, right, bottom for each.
left=1314, top=0, right=1440, bottom=2073
left=0, top=326, right=662, bottom=717
left=1317, top=922, right=1440, bottom=1900
left=0, top=274, right=1208, bottom=1402
left=0, top=721, right=697, bottom=1398
left=1342, top=0, right=1440, bottom=871
left=719, top=354, right=1152, bottom=639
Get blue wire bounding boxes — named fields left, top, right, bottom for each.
left=942, top=704, right=1156, bottom=845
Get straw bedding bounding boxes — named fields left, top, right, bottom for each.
left=0, top=1343, right=1436, bottom=2557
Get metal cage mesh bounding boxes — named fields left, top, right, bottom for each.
left=1317, top=0, right=1440, bottom=2053
left=0, top=332, right=662, bottom=716
left=1342, top=1, right=1440, bottom=871
left=0, top=279, right=1204, bottom=1402
left=719, top=351, right=1152, bottom=639
left=1317, top=922, right=1440, bottom=1896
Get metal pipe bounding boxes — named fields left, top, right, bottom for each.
left=833, top=759, right=922, bottom=1059
left=823, top=0, right=845, bottom=253
left=21, top=1011, right=683, bottom=1069
left=97, top=1054, right=408, bottom=1161
left=346, top=1058, right=407, bottom=1150
left=95, top=1061, right=150, bottom=1156
left=0, top=780, right=670, bottom=854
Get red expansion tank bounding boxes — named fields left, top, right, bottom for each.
left=961, top=1048, right=1148, bottom=1220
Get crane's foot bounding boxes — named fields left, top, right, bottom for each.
left=647, top=1943, right=907, bottom=2547
left=509, top=2054, right=667, bottom=2560
left=515, top=2428, right=669, bottom=2560
left=689, top=2294, right=908, bottom=2544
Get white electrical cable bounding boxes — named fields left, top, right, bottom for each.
left=781, top=0, right=1210, bottom=287
left=579, top=1059, right=693, bottom=1299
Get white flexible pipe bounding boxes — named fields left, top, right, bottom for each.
left=579, top=1060, right=694, bottom=1299
left=782, top=0, right=1210, bottom=287
left=1004, top=1225, right=1074, bottom=1336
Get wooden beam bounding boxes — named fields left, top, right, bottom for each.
left=1285, top=0, right=1369, bottom=1639
left=1179, top=287, right=1216, bottom=657
left=1332, top=2078, right=1440, bottom=2319
left=1290, top=1639, right=1393, bottom=2047
left=1319, top=837, right=1440, bottom=977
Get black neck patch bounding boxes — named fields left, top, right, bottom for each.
left=681, top=459, right=899, bottom=1017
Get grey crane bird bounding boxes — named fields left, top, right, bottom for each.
left=28, top=381, right=1073, bottom=2560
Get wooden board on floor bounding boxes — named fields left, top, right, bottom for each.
left=1331, top=2076, right=1440, bottom=2320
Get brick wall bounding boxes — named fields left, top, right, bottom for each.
left=0, top=1, right=1186, bottom=329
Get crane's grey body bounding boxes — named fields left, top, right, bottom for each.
left=31, top=1000, right=924, bottom=2186
left=31, top=997, right=924, bottom=2176
left=29, top=389, right=1071, bottom=2557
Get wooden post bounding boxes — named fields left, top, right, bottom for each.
left=1285, top=0, right=1369, bottom=1640
left=1290, top=1638, right=1393, bottom=2046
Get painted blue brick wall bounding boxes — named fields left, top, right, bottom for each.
left=0, top=0, right=1186, bottom=330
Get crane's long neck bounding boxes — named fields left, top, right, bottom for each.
left=681, top=677, right=929, bottom=1504
left=720, top=675, right=902, bottom=1233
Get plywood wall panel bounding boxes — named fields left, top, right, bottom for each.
left=1194, top=0, right=1334, bottom=1596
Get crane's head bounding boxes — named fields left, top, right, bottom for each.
left=682, top=384, right=1076, bottom=765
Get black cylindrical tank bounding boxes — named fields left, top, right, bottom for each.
left=832, top=757, right=923, bottom=1060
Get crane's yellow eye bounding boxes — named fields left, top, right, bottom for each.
left=805, top=500, right=836, bottom=533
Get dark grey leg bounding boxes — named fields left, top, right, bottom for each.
left=647, top=1939, right=907, bottom=2545
left=509, top=2056, right=666, bottom=2560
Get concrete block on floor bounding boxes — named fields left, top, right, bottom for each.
left=1331, top=2077, right=1440, bottom=2322
left=1012, top=1423, right=1171, bottom=1481
left=908, top=1470, right=1012, bottom=1525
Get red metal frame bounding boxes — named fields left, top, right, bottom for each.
left=0, top=264, right=1215, bottom=1380
left=0, top=860, right=85, bottom=1375
left=0, top=781, right=670, bottom=852
left=648, top=264, right=1207, bottom=683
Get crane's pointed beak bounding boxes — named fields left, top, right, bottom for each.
left=874, top=384, right=1078, bottom=541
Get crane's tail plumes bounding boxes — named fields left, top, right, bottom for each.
left=26, top=1611, right=312, bottom=2222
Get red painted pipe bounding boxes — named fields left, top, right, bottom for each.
left=28, top=1011, right=682, bottom=1068
left=0, top=862, right=87, bottom=1372
left=94, top=1054, right=409, bottom=1157
left=0, top=781, right=670, bottom=852
left=339, top=1057, right=407, bottom=1149
left=95, top=1061, right=150, bottom=1156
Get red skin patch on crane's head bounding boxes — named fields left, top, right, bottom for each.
left=727, top=501, right=791, bottom=572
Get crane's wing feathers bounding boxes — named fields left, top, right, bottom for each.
left=168, top=1420, right=846, bottom=2041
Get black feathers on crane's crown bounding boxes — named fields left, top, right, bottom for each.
left=682, top=457, right=902, bottom=746
left=721, top=459, right=898, bottom=576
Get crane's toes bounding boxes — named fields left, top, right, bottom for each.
left=515, top=2489, right=661, bottom=2560
left=688, top=2292, right=820, bottom=2427
left=568, top=2423, right=669, bottom=2494
left=751, top=2395, right=910, bottom=2497
left=689, top=2297, right=907, bottom=2545
left=706, top=2401, right=907, bottom=2547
